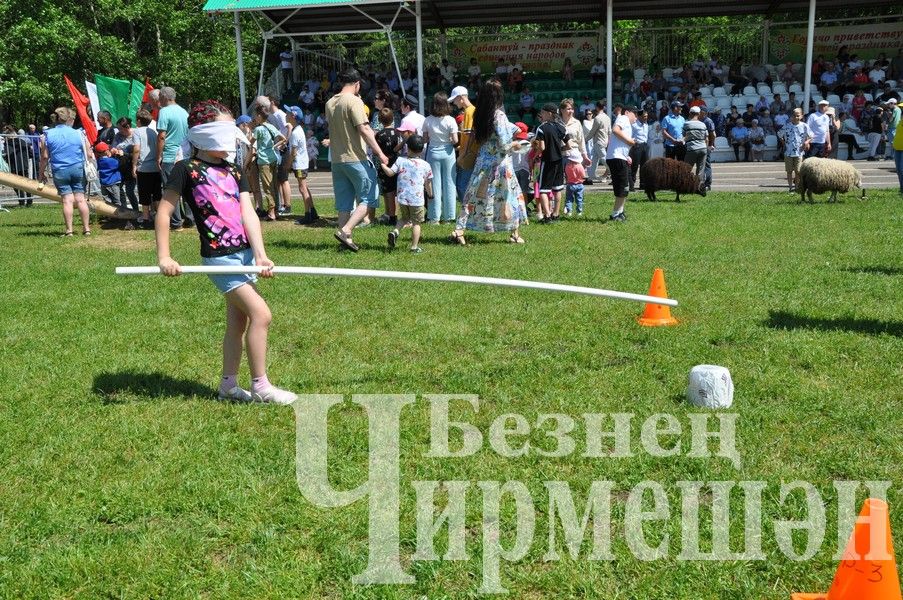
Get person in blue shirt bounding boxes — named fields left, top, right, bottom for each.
left=730, top=119, right=751, bottom=162
left=38, top=107, right=92, bottom=236
left=661, top=101, right=686, bottom=161
left=94, top=142, right=124, bottom=207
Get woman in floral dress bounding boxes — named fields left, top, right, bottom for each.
left=450, top=79, right=527, bottom=245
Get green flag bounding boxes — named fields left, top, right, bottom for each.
left=129, top=80, right=145, bottom=122
left=94, top=74, right=131, bottom=122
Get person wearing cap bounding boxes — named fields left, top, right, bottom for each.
left=533, top=102, right=568, bottom=222
left=329, top=68, right=390, bottom=252
left=683, top=106, right=709, bottom=179
left=449, top=86, right=477, bottom=202
left=606, top=105, right=637, bottom=222
left=661, top=101, right=686, bottom=161
left=884, top=98, right=900, bottom=160
left=806, top=100, right=833, bottom=158
left=510, top=122, right=532, bottom=205
left=400, top=94, right=425, bottom=136
left=450, top=79, right=526, bottom=244
left=838, top=111, right=864, bottom=160
left=94, top=141, right=124, bottom=207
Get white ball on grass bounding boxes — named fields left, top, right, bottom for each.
left=687, top=365, right=734, bottom=409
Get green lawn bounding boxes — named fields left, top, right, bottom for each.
left=0, top=190, right=901, bottom=599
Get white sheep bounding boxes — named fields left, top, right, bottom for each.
left=797, top=157, right=864, bottom=203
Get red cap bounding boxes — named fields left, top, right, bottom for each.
left=94, top=142, right=110, bottom=152
left=513, top=122, right=529, bottom=141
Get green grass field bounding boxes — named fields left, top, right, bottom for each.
left=0, top=189, right=901, bottom=599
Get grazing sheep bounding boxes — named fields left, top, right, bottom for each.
left=639, top=157, right=706, bottom=202
left=797, top=157, right=864, bottom=203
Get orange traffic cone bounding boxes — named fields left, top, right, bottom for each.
left=637, top=268, right=678, bottom=327
left=792, top=498, right=902, bottom=600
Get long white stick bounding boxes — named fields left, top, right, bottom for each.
left=115, top=266, right=677, bottom=307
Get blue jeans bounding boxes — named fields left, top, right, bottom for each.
left=886, top=130, right=896, bottom=159
left=331, top=160, right=379, bottom=212
left=894, top=149, right=903, bottom=193
left=52, top=164, right=86, bottom=195
left=565, top=183, right=584, bottom=213
left=455, top=166, right=473, bottom=203
left=806, top=142, right=825, bottom=159
left=427, top=144, right=456, bottom=221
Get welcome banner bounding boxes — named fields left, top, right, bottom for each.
left=449, top=37, right=599, bottom=73
left=769, top=22, right=903, bottom=64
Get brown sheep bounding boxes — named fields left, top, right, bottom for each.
left=639, top=157, right=706, bottom=201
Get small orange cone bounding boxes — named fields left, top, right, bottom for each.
left=791, top=498, right=902, bottom=600
left=637, top=268, right=678, bottom=327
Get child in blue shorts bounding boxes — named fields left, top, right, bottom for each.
left=156, top=99, right=296, bottom=405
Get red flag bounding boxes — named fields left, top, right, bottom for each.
left=141, top=78, right=158, bottom=120
left=64, top=75, right=98, bottom=145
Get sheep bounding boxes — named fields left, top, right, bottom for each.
left=797, top=157, right=864, bottom=203
left=639, top=157, right=706, bottom=202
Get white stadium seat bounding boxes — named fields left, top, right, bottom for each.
left=772, top=83, right=787, bottom=94
left=743, top=86, right=757, bottom=96
left=789, top=84, right=802, bottom=94
left=713, top=87, right=727, bottom=97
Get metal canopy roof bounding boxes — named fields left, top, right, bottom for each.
left=204, top=0, right=898, bottom=35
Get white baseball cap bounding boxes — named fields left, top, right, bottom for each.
left=449, top=86, right=469, bottom=102
left=818, top=99, right=830, bottom=105
left=689, top=106, right=701, bottom=114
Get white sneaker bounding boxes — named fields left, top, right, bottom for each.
left=218, top=386, right=253, bottom=402
left=252, top=386, right=298, bottom=405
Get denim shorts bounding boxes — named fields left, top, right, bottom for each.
left=332, top=160, right=379, bottom=212
left=52, top=164, right=86, bottom=195
left=201, top=247, right=257, bottom=294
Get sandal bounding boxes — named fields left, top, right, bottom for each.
left=449, top=230, right=466, bottom=246
left=509, top=234, right=525, bottom=244
left=83, top=230, right=91, bottom=236
left=60, top=231, right=74, bottom=237
left=333, top=230, right=359, bottom=252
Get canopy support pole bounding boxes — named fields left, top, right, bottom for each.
left=257, top=35, right=269, bottom=97
left=803, top=0, right=816, bottom=114
left=386, top=28, right=406, bottom=96
left=605, top=0, right=613, bottom=117
left=234, top=12, right=248, bottom=115
left=415, top=0, right=425, bottom=113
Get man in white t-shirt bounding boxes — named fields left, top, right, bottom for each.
left=806, top=99, right=832, bottom=157
left=606, top=105, right=637, bottom=222
left=399, top=94, right=425, bottom=135
left=868, top=66, right=886, bottom=86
